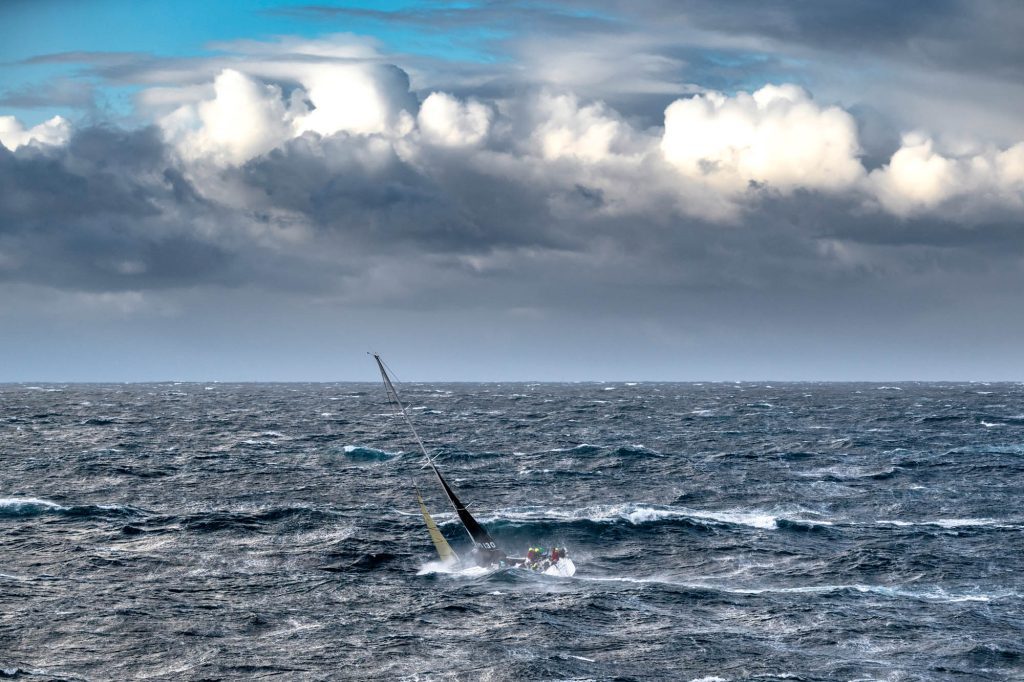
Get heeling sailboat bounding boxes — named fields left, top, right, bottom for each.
left=372, top=353, right=507, bottom=568
left=372, top=353, right=576, bottom=576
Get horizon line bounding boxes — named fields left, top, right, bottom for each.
left=3, top=379, right=1022, bottom=385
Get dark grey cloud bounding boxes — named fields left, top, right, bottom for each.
left=1, top=112, right=1018, bottom=309
left=660, top=0, right=1024, bottom=80
left=0, top=127, right=226, bottom=291
left=238, top=140, right=567, bottom=254
left=2, top=115, right=1022, bottom=380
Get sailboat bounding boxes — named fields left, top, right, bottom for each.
left=372, top=353, right=576, bottom=577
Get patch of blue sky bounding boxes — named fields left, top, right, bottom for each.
left=1, top=0, right=320, bottom=62
left=0, top=0, right=511, bottom=125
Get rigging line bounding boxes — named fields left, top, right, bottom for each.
left=371, top=353, right=432, bottom=464
left=370, top=352, right=410, bottom=430
left=379, top=355, right=403, bottom=385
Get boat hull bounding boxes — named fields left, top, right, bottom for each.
left=543, top=557, right=576, bottom=577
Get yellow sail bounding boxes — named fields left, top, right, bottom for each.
left=417, top=491, right=459, bottom=563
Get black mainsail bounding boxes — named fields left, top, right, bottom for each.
left=373, top=353, right=504, bottom=563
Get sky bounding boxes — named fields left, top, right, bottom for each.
left=2, top=0, right=1024, bottom=382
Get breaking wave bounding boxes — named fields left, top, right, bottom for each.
left=341, top=445, right=397, bottom=461
left=0, top=497, right=142, bottom=519
left=474, top=503, right=829, bottom=532
left=580, top=575, right=1021, bottom=603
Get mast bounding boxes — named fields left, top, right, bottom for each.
left=372, top=353, right=500, bottom=553
left=373, top=353, right=432, bottom=465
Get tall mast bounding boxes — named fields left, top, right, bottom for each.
left=372, top=353, right=432, bottom=465
left=372, top=353, right=500, bottom=554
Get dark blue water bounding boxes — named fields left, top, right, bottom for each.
left=2, top=382, right=1023, bottom=680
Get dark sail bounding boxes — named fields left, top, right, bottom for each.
left=431, top=464, right=498, bottom=551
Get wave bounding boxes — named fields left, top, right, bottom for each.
left=579, top=575, right=1020, bottom=603
left=729, top=583, right=1020, bottom=603
left=179, top=506, right=342, bottom=532
left=542, top=443, right=602, bottom=455
left=775, top=518, right=833, bottom=533
left=611, top=445, right=663, bottom=458
left=342, top=445, right=397, bottom=461
left=0, top=497, right=64, bottom=516
left=876, top=517, right=1019, bottom=530
left=0, top=497, right=142, bottom=519
left=471, top=503, right=830, bottom=532
left=798, top=465, right=902, bottom=482
left=82, top=417, right=118, bottom=426
left=957, top=643, right=1023, bottom=665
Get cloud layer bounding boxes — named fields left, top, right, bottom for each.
left=3, top=5, right=1024, bottom=380
left=3, top=34, right=1024, bottom=298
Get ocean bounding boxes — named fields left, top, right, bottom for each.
left=1, top=382, right=1022, bottom=681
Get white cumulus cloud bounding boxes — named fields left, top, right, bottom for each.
left=0, top=115, right=71, bottom=151
left=418, top=92, right=491, bottom=146
left=111, top=40, right=1024, bottom=223
left=660, top=84, right=865, bottom=194
left=869, top=134, right=1024, bottom=215
left=529, top=92, right=640, bottom=163
left=291, top=63, right=414, bottom=138
left=156, top=62, right=418, bottom=166
left=162, top=69, right=291, bottom=165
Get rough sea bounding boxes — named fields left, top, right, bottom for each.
left=2, top=382, right=1023, bottom=681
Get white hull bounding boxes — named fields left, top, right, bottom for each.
left=543, top=557, right=576, bottom=577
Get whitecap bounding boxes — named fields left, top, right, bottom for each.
left=583, top=576, right=1018, bottom=603
left=474, top=502, right=807, bottom=531
left=0, top=497, right=66, bottom=513
left=683, top=508, right=780, bottom=529
left=877, top=517, right=1015, bottom=529
left=341, top=445, right=396, bottom=460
